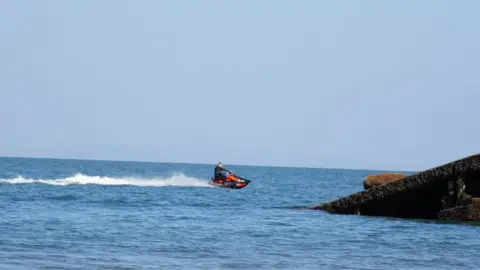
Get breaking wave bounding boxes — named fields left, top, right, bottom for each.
left=0, top=173, right=211, bottom=187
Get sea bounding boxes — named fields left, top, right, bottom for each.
left=0, top=157, right=478, bottom=270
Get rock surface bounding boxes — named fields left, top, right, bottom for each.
left=363, top=173, right=408, bottom=190
left=312, top=153, right=480, bottom=221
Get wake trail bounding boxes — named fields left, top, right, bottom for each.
left=0, top=173, right=212, bottom=187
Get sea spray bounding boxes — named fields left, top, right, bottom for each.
left=0, top=173, right=211, bottom=187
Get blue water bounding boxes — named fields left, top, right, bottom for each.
left=0, top=157, right=479, bottom=269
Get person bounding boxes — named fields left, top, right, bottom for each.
left=213, top=162, right=240, bottom=183
left=214, top=162, right=230, bottom=181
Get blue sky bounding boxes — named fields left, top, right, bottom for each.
left=0, top=1, right=479, bottom=171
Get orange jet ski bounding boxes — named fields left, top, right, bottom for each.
left=209, top=173, right=251, bottom=189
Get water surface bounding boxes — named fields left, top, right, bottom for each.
left=0, top=157, right=478, bottom=269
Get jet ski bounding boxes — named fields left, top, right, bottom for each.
left=209, top=174, right=251, bottom=189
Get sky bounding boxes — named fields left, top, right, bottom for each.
left=0, top=1, right=479, bottom=171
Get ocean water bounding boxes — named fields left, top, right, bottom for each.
left=0, top=157, right=479, bottom=270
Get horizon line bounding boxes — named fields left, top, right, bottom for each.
left=0, top=154, right=418, bottom=173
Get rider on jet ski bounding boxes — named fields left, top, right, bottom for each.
left=214, top=162, right=238, bottom=182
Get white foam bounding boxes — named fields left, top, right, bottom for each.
left=0, top=173, right=212, bottom=187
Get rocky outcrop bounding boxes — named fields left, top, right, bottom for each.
left=437, top=198, right=480, bottom=221
left=311, top=153, right=480, bottom=221
left=363, top=173, right=408, bottom=190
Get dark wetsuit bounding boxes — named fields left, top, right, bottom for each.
left=214, top=165, right=229, bottom=180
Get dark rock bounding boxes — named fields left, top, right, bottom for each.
left=311, top=153, right=480, bottom=221
left=437, top=198, right=480, bottom=221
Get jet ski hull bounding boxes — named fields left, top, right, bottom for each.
left=208, top=178, right=251, bottom=189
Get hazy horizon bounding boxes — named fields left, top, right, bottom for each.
left=0, top=153, right=457, bottom=173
